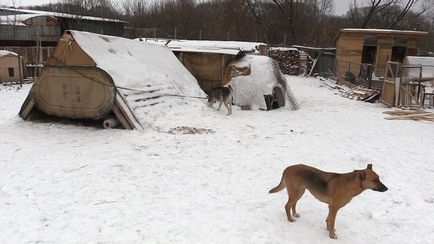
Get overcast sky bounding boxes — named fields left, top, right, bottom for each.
left=3, top=0, right=352, bottom=15
left=335, top=0, right=351, bottom=15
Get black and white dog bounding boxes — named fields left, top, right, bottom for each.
left=208, top=85, right=234, bottom=115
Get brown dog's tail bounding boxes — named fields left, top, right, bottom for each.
left=269, top=176, right=286, bottom=193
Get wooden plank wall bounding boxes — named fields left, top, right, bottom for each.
left=336, top=34, right=363, bottom=81
left=177, top=52, right=236, bottom=94
left=336, top=32, right=423, bottom=83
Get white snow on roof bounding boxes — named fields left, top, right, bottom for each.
left=169, top=46, right=241, bottom=55
left=403, top=56, right=434, bottom=79
left=0, top=7, right=125, bottom=23
left=0, top=13, right=51, bottom=25
left=139, top=38, right=265, bottom=55
left=0, top=50, right=18, bottom=57
left=270, top=47, right=298, bottom=51
left=70, top=31, right=207, bottom=128
left=340, top=28, right=428, bottom=35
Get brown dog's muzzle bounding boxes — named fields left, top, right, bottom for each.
left=373, top=182, right=388, bottom=192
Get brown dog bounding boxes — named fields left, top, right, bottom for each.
left=269, top=164, right=388, bottom=239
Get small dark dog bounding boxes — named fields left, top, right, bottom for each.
left=208, top=85, right=234, bottom=115
left=269, top=164, right=388, bottom=239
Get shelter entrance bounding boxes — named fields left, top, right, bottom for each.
left=391, top=37, right=408, bottom=63
left=361, top=37, right=378, bottom=65
left=264, top=86, right=285, bottom=110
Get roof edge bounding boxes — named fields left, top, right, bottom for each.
left=335, top=28, right=429, bottom=43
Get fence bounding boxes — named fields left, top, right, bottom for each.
left=0, top=46, right=55, bottom=79
left=335, top=60, right=385, bottom=89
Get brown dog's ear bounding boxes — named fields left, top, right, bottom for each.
left=367, top=164, right=373, bottom=170
left=358, top=170, right=366, bottom=180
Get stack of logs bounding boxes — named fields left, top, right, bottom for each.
left=269, top=48, right=301, bottom=75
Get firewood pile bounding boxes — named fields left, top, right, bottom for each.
left=269, top=48, right=301, bottom=75
left=383, top=110, right=434, bottom=122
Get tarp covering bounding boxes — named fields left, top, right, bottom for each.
left=226, top=55, right=298, bottom=110
left=69, top=31, right=208, bottom=128
left=22, top=30, right=208, bottom=129
left=403, top=56, right=434, bottom=80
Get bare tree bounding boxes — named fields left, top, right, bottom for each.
left=246, top=0, right=271, bottom=43
left=269, top=0, right=333, bottom=44
left=349, top=0, right=432, bottom=28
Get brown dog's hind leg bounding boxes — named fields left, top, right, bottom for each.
left=285, top=187, right=304, bottom=222
left=291, top=188, right=305, bottom=218
left=285, top=199, right=295, bottom=222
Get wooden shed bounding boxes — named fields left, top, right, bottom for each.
left=174, top=49, right=241, bottom=94
left=0, top=50, right=24, bottom=83
left=139, top=39, right=268, bottom=94
left=335, top=28, right=428, bottom=83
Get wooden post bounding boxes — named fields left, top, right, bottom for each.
left=34, top=39, right=39, bottom=79
left=17, top=53, right=23, bottom=87
left=417, top=65, right=422, bottom=105
left=367, top=64, right=372, bottom=89
left=396, top=65, right=402, bottom=107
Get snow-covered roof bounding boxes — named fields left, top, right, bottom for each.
left=0, top=7, right=125, bottom=23
left=69, top=31, right=207, bottom=128
left=335, top=28, right=428, bottom=43
left=0, top=13, right=53, bottom=26
left=270, top=47, right=298, bottom=51
left=338, top=28, right=428, bottom=37
left=403, top=56, right=434, bottom=79
left=0, top=50, right=18, bottom=57
left=138, top=38, right=266, bottom=55
left=169, top=46, right=241, bottom=55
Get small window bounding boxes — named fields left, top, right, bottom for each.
left=8, top=68, right=15, bottom=77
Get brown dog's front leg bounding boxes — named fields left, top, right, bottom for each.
left=327, top=205, right=339, bottom=239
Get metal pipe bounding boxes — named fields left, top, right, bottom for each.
left=103, top=117, right=119, bottom=129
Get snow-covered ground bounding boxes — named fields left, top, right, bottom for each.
left=1, top=76, right=433, bottom=243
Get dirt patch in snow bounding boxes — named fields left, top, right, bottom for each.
left=168, top=126, right=215, bottom=134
